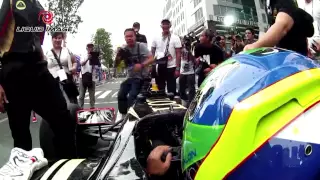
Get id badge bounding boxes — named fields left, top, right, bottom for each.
left=57, top=69, right=67, bottom=81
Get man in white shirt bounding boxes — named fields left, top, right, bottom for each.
left=151, top=19, right=182, bottom=95
left=78, top=43, right=96, bottom=108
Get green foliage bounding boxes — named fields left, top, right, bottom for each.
left=47, top=0, right=84, bottom=34
left=93, top=28, right=113, bottom=68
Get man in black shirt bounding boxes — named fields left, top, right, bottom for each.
left=0, top=0, right=76, bottom=159
left=244, top=0, right=314, bottom=56
left=133, top=22, right=147, bottom=44
left=194, top=29, right=224, bottom=87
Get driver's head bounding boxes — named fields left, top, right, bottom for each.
left=124, top=28, right=136, bottom=46
left=133, top=22, right=140, bottom=33
left=181, top=48, right=318, bottom=179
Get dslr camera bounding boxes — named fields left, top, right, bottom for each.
left=117, top=47, right=138, bottom=67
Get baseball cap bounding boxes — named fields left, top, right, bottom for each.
left=87, top=43, right=94, bottom=47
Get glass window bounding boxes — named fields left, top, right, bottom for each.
left=194, top=0, right=201, bottom=8
left=221, top=6, right=227, bottom=16
left=262, top=13, right=267, bottom=23
left=259, top=0, right=264, bottom=9
left=213, top=5, right=220, bottom=15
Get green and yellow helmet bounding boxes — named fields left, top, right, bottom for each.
left=182, top=48, right=320, bottom=179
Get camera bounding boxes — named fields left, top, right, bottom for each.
left=117, top=47, right=139, bottom=67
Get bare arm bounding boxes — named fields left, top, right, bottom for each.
left=175, top=48, right=181, bottom=69
left=70, top=54, right=77, bottom=71
left=142, top=52, right=154, bottom=67
left=253, top=12, right=294, bottom=47
left=151, top=47, right=156, bottom=57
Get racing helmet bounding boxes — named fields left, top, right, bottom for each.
left=182, top=48, right=320, bottom=180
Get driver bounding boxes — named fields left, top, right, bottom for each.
left=244, top=0, right=314, bottom=56
left=146, top=48, right=320, bottom=179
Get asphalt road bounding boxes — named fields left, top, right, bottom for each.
left=0, top=78, right=124, bottom=166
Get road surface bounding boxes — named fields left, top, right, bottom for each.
left=0, top=78, right=124, bottom=166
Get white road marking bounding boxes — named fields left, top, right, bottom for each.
left=98, top=90, right=112, bottom=99
left=0, top=117, right=8, bottom=124
left=85, top=91, right=102, bottom=99
left=112, top=91, right=118, bottom=98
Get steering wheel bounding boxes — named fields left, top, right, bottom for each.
left=161, top=146, right=181, bottom=162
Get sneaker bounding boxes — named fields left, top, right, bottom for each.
left=0, top=148, right=48, bottom=180
left=116, top=111, right=125, bottom=122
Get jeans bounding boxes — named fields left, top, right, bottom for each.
left=117, top=78, right=142, bottom=114
left=1, top=53, right=76, bottom=159
left=179, top=74, right=196, bottom=106
left=155, top=67, right=176, bottom=94
left=78, top=81, right=95, bottom=108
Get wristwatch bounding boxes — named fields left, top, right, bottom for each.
left=176, top=66, right=180, bottom=71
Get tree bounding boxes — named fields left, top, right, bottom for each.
left=92, top=28, right=113, bottom=68
left=47, top=0, right=84, bottom=34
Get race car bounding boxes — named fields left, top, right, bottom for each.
left=3, top=47, right=320, bottom=180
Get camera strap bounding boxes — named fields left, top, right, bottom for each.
left=164, top=34, right=171, bottom=56
left=51, top=49, right=63, bottom=69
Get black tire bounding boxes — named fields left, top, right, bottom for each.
left=39, top=103, right=80, bottom=160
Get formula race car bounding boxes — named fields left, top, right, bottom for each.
left=3, top=47, right=320, bottom=180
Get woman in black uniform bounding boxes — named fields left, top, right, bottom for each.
left=244, top=0, right=314, bottom=56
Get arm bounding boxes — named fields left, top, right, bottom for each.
left=70, top=54, right=77, bottom=72
left=252, top=12, right=294, bottom=47
left=80, top=54, right=90, bottom=66
left=141, top=44, right=154, bottom=66
left=174, top=37, right=182, bottom=70
left=151, top=39, right=157, bottom=57
left=114, top=49, right=122, bottom=68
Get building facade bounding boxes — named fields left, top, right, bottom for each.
left=163, top=0, right=269, bottom=38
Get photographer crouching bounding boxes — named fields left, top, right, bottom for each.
left=114, top=28, right=154, bottom=118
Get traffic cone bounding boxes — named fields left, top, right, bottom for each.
left=151, top=78, right=158, bottom=91
left=32, top=112, right=37, bottom=123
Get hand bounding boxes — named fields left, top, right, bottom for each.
left=0, top=85, right=8, bottom=112
left=175, top=70, right=180, bottom=78
left=204, top=68, right=212, bottom=76
left=195, top=57, right=200, bottom=65
left=87, top=54, right=92, bottom=60
left=147, top=145, right=172, bottom=176
left=133, top=63, right=143, bottom=72
left=70, top=68, right=76, bottom=74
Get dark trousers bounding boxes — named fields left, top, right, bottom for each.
left=1, top=53, right=76, bottom=159
left=179, top=74, right=195, bottom=106
left=198, top=73, right=205, bottom=88
left=155, top=67, right=176, bottom=94
left=117, top=78, right=142, bottom=114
